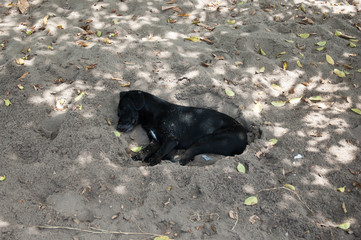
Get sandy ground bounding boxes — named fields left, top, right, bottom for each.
left=1, top=0, right=361, bottom=239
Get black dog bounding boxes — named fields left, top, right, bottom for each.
left=117, top=90, right=248, bottom=166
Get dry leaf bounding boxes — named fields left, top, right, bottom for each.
left=249, top=215, right=260, bottom=224
left=19, top=72, right=29, bottom=79
left=17, top=0, right=29, bottom=14
left=229, top=210, right=236, bottom=219
left=162, top=6, right=182, bottom=13
left=200, top=37, right=215, bottom=44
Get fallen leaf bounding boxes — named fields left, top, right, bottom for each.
left=254, top=102, right=262, bottom=113
left=185, top=36, right=199, bottom=42
left=337, top=186, right=345, bottom=192
left=301, top=82, right=309, bottom=87
left=259, top=66, right=265, bottom=73
left=342, top=202, right=347, bottom=214
left=289, top=97, right=302, bottom=104
left=74, top=92, right=85, bottom=102
left=0, top=175, right=6, bottom=181
left=17, top=84, right=24, bottom=90
left=225, top=89, right=235, bottom=97
left=96, top=31, right=102, bottom=37
left=298, top=33, right=310, bottom=39
left=154, top=236, right=170, bottom=240
left=244, top=196, right=258, bottom=206
left=271, top=101, right=286, bottom=107
left=297, top=60, right=303, bottom=68
left=43, top=15, right=49, bottom=26
left=178, top=13, right=190, bottom=17
left=229, top=210, right=236, bottom=219
left=259, top=48, right=266, bottom=56
left=316, top=41, right=326, bottom=46
left=337, top=222, right=350, bottom=230
left=285, top=39, right=294, bottom=43
left=282, top=61, right=288, bottom=70
left=15, top=58, right=25, bottom=65
left=249, top=215, right=260, bottom=224
left=334, top=69, right=346, bottom=78
left=227, top=20, right=236, bottom=24
left=4, top=99, right=11, bottom=106
left=161, top=6, right=182, bottom=13
left=335, top=30, right=356, bottom=39
left=271, top=83, right=281, bottom=90
left=309, top=96, right=322, bottom=101
left=269, top=138, right=278, bottom=145
left=114, top=131, right=121, bottom=137
left=57, top=25, right=64, bottom=29
left=103, top=38, right=112, bottom=44
left=19, top=72, right=29, bottom=79
left=326, top=54, right=335, bottom=65
left=349, top=42, right=357, bottom=48
left=316, top=47, right=325, bottom=51
left=351, top=108, right=361, bottom=115
left=237, top=163, right=246, bottom=173
left=131, top=146, right=142, bottom=152
left=17, top=0, right=29, bottom=14
left=200, top=37, right=215, bottom=44
left=284, top=184, right=295, bottom=190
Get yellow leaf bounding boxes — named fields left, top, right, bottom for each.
left=298, top=33, right=310, bottom=39
left=254, top=102, right=262, bottom=113
left=272, top=84, right=281, bottom=90
left=271, top=101, right=286, bottom=107
left=289, top=97, right=302, bottom=104
left=114, top=131, right=121, bottom=137
left=244, top=196, right=258, bottom=205
left=4, top=99, right=11, bottom=106
left=297, top=60, right=303, bottom=68
left=309, top=96, right=322, bottom=101
left=337, top=186, right=345, bottom=192
left=316, top=41, right=326, bottom=46
left=0, top=175, right=6, bottom=181
left=282, top=61, right=288, bottom=70
left=17, top=84, right=24, bottom=90
left=15, top=58, right=25, bottom=65
left=43, top=15, right=49, bottom=26
left=225, top=89, right=235, bottom=97
left=259, top=66, right=265, bottom=73
left=227, top=20, right=236, bottom=24
left=269, top=138, right=278, bottom=145
left=334, top=69, right=346, bottom=78
left=337, top=222, right=350, bottom=230
left=284, top=184, right=295, bottom=190
left=351, top=108, right=361, bottom=115
left=326, top=54, right=334, bottom=65
left=259, top=48, right=266, bottom=56
left=131, top=146, right=142, bottom=152
left=185, top=36, right=199, bottom=42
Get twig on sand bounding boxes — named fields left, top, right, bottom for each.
left=257, top=186, right=314, bottom=214
left=35, top=225, right=168, bottom=238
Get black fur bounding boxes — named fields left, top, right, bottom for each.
left=117, top=90, right=248, bottom=166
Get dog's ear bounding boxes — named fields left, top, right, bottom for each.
left=130, top=91, right=145, bottom=110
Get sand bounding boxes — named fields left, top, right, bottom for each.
left=0, top=0, right=360, bottom=239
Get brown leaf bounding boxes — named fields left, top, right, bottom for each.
left=352, top=180, right=361, bottom=189
left=342, top=202, right=347, bottom=214
left=349, top=169, right=361, bottom=175
left=166, top=0, right=177, bottom=3
left=200, top=37, right=215, bottom=44
left=55, top=77, right=65, bottom=84
left=19, top=72, right=29, bottom=79
left=249, top=215, right=260, bottom=224
left=301, top=82, right=309, bottom=86
left=197, top=23, right=215, bottom=31
left=162, top=6, right=183, bottom=13
left=111, top=212, right=120, bottom=220
left=229, top=210, right=236, bottom=219
left=210, top=225, right=217, bottom=233
left=200, top=62, right=211, bottom=67
left=17, top=0, right=29, bottom=14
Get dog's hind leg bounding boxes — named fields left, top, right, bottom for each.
left=179, top=131, right=247, bottom=166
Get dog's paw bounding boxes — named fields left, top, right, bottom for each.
left=149, top=158, right=161, bottom=166
left=179, top=158, right=191, bottom=166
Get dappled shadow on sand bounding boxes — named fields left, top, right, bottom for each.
left=0, top=0, right=360, bottom=239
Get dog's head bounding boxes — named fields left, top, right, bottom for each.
left=117, top=90, right=145, bottom=132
